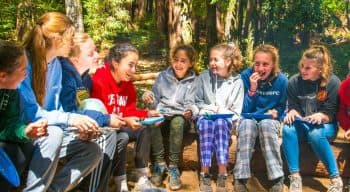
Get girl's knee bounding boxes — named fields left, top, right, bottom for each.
left=282, top=124, right=296, bottom=139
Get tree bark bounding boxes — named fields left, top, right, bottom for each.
left=243, top=0, right=254, bottom=39
left=253, top=0, right=262, bottom=45
left=147, top=0, right=153, bottom=13
left=346, top=0, right=350, bottom=30
left=237, top=0, right=245, bottom=39
left=156, top=0, right=167, bottom=35
left=16, top=0, right=35, bottom=42
left=224, top=0, right=236, bottom=42
left=206, top=0, right=218, bottom=50
left=168, top=0, right=192, bottom=49
left=132, top=0, right=146, bottom=21
left=65, top=0, right=84, bottom=32
left=168, top=0, right=181, bottom=49
left=216, top=4, right=224, bottom=42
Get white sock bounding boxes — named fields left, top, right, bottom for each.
left=135, top=167, right=149, bottom=178
left=114, top=175, right=128, bottom=192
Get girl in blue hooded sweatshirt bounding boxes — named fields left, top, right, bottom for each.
left=18, top=12, right=101, bottom=192
left=194, top=43, right=244, bottom=192
left=233, top=44, right=287, bottom=192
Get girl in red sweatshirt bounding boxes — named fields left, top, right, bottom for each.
left=91, top=42, right=159, bottom=191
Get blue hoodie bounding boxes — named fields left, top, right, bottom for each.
left=240, top=68, right=288, bottom=119
left=59, top=57, right=110, bottom=127
left=18, top=57, right=70, bottom=127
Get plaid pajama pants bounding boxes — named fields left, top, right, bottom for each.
left=197, top=117, right=233, bottom=167
left=234, top=118, right=283, bottom=180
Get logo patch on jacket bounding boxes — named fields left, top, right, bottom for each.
left=316, top=89, right=327, bottom=102
left=76, top=88, right=90, bottom=106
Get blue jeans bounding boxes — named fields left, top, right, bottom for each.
left=282, top=121, right=339, bottom=178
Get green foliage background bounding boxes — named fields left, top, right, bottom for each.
left=0, top=0, right=349, bottom=79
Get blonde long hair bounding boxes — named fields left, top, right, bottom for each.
left=299, top=45, right=332, bottom=87
left=23, top=12, right=74, bottom=106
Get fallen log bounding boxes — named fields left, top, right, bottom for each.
left=132, top=72, right=159, bottom=81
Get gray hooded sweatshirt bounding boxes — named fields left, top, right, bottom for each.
left=193, top=69, right=244, bottom=121
left=148, top=67, right=196, bottom=115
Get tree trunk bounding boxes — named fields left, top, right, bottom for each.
left=65, top=0, right=84, bottom=32
left=147, top=0, right=153, bottom=13
left=16, top=0, right=34, bottom=42
left=300, top=29, right=310, bottom=48
left=168, top=0, right=192, bottom=49
left=243, top=0, right=254, bottom=39
left=253, top=0, right=262, bottom=45
left=224, top=0, right=236, bottom=42
left=156, top=0, right=167, bottom=35
left=168, top=0, right=181, bottom=49
left=237, top=0, right=245, bottom=39
left=216, top=4, right=224, bottom=42
left=206, top=0, right=218, bottom=50
left=346, top=0, right=350, bottom=30
left=132, top=0, right=146, bottom=21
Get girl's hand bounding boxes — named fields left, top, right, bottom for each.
left=69, top=114, right=100, bottom=140
left=283, top=109, right=301, bottom=124
left=304, top=112, right=328, bottom=125
left=148, top=109, right=161, bottom=117
left=122, top=117, right=142, bottom=130
left=344, top=129, right=350, bottom=140
left=183, top=110, right=192, bottom=119
left=266, top=109, right=278, bottom=119
left=25, top=119, right=48, bottom=139
left=109, top=114, right=126, bottom=128
left=249, top=72, right=262, bottom=91
left=69, top=114, right=99, bottom=132
left=142, top=91, right=154, bottom=105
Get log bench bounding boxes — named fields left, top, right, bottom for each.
left=177, top=130, right=350, bottom=178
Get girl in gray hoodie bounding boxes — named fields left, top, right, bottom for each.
left=142, top=44, right=197, bottom=190
left=195, top=43, right=244, bottom=192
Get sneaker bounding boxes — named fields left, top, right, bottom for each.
left=269, top=177, right=284, bottom=192
left=150, top=163, right=167, bottom=186
left=134, top=176, right=155, bottom=192
left=200, top=173, right=213, bottom=192
left=288, top=175, right=302, bottom=192
left=234, top=179, right=248, bottom=192
left=168, top=166, right=182, bottom=190
left=327, top=177, right=343, bottom=192
left=216, top=174, right=227, bottom=192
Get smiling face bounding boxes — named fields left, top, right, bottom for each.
left=299, top=57, right=321, bottom=81
left=0, top=54, right=27, bottom=89
left=112, top=51, right=139, bottom=83
left=253, top=52, right=274, bottom=80
left=209, top=49, right=230, bottom=78
left=171, top=49, right=192, bottom=79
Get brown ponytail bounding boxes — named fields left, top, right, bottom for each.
left=23, top=12, right=74, bottom=106
left=299, top=45, right=332, bottom=87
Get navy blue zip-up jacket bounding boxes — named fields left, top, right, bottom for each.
left=59, top=57, right=110, bottom=127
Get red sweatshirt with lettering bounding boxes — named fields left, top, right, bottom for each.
left=90, top=63, right=148, bottom=118
left=337, top=77, right=350, bottom=131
